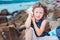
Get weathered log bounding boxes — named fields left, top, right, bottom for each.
left=9, top=10, right=28, bottom=27
left=0, top=16, right=8, bottom=26
left=53, top=9, right=60, bottom=20
left=45, top=22, right=51, bottom=32
left=1, top=27, right=20, bottom=40
left=0, top=9, right=9, bottom=16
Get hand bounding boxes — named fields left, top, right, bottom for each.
left=25, top=7, right=33, bottom=15
left=31, top=16, right=35, bottom=22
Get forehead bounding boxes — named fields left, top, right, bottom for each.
left=34, top=7, right=44, bottom=12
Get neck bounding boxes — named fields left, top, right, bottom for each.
left=36, top=20, right=39, bottom=22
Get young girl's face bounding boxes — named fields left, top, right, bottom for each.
left=33, top=7, right=44, bottom=21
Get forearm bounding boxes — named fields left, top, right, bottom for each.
left=25, top=14, right=31, bottom=28
left=33, top=21, right=43, bottom=36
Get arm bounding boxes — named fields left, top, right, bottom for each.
left=25, top=14, right=32, bottom=29
left=32, top=18, right=47, bottom=36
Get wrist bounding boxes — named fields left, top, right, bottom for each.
left=29, top=13, right=31, bottom=15
left=33, top=21, right=35, bottom=24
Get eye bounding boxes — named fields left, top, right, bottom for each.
left=40, top=12, right=43, bottom=14
left=36, top=11, right=38, bottom=13
left=40, top=12, right=42, bottom=14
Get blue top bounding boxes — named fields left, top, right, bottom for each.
left=31, top=19, right=50, bottom=37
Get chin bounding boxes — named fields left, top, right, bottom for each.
left=36, top=18, right=41, bottom=21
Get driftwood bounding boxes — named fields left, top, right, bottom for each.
left=0, top=9, right=9, bottom=16
left=0, top=27, right=22, bottom=40
left=45, top=22, right=51, bottom=32
left=53, top=5, right=60, bottom=20
left=0, top=10, right=51, bottom=40
left=53, top=9, right=60, bottom=19
left=0, top=10, right=27, bottom=40
left=0, top=16, right=8, bottom=26
left=9, top=10, right=28, bottom=27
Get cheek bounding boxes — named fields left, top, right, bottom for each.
left=34, top=14, right=40, bottom=20
left=40, top=13, right=44, bottom=17
left=33, top=13, right=37, bottom=17
left=33, top=11, right=44, bottom=19
left=34, top=13, right=44, bottom=20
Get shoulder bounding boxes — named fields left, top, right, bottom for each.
left=40, top=19, right=48, bottom=28
left=43, top=19, right=48, bottom=22
left=41, top=19, right=48, bottom=25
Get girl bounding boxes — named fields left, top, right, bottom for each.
left=25, top=2, right=58, bottom=40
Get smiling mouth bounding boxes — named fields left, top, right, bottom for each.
left=37, top=16, right=40, bottom=18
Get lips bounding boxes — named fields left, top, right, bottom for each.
left=36, top=16, right=40, bottom=18
left=37, top=16, right=40, bottom=18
